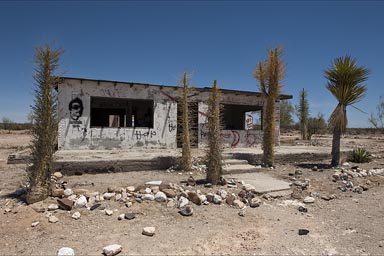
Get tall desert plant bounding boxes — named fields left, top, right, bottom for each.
left=296, top=88, right=309, bottom=140
left=254, top=47, right=285, bottom=166
left=324, top=56, right=369, bottom=167
left=206, top=80, right=223, bottom=185
left=26, top=45, right=63, bottom=204
left=179, top=73, right=192, bottom=172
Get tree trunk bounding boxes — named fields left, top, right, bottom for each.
left=26, top=179, right=49, bottom=204
left=263, top=95, right=275, bottom=166
left=331, top=127, right=341, bottom=167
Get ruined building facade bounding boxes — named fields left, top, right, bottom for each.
left=57, top=77, right=291, bottom=150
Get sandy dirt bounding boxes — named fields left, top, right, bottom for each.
left=1, top=130, right=384, bottom=255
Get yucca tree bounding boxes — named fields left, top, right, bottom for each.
left=325, top=56, right=369, bottom=167
left=296, top=88, right=309, bottom=140
left=254, top=47, right=285, bottom=166
left=26, top=45, right=63, bottom=204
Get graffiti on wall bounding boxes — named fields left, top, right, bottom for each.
left=69, top=97, right=83, bottom=127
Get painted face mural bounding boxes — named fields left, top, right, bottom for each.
left=69, top=98, right=83, bottom=121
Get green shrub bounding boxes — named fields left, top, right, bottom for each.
left=348, top=148, right=371, bottom=163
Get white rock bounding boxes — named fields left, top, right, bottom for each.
left=49, top=216, right=59, bottom=223
left=105, top=209, right=114, bottom=216
left=102, top=244, right=122, bottom=256
left=74, top=195, right=87, bottom=208
left=217, top=189, right=228, bottom=199
left=115, top=194, right=122, bottom=201
left=213, top=194, right=222, bottom=204
left=303, top=196, right=315, bottom=203
left=178, top=196, right=189, bottom=208
left=86, top=196, right=96, bottom=208
left=71, top=211, right=81, bottom=220
left=64, top=189, right=73, bottom=197
left=31, top=221, right=40, bottom=227
left=122, top=191, right=128, bottom=199
left=118, top=213, right=125, bottom=220
left=48, top=204, right=59, bottom=211
left=145, top=180, right=162, bottom=186
left=144, top=188, right=152, bottom=194
left=250, top=197, right=261, bottom=208
left=166, top=199, right=176, bottom=208
left=142, top=226, right=156, bottom=236
left=103, top=193, right=115, bottom=200
left=154, top=191, right=167, bottom=202
left=142, top=194, right=155, bottom=201
left=199, top=194, right=207, bottom=203
left=53, top=172, right=63, bottom=179
left=57, top=247, right=75, bottom=256
left=126, top=186, right=135, bottom=192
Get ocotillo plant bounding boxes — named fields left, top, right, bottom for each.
left=179, top=73, right=192, bottom=172
left=26, top=45, right=63, bottom=204
left=206, top=80, right=223, bottom=185
left=254, top=47, right=285, bottom=166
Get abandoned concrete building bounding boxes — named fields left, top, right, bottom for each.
left=57, top=77, right=292, bottom=150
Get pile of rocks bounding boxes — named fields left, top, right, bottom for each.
left=41, top=172, right=264, bottom=221
left=331, top=167, right=382, bottom=193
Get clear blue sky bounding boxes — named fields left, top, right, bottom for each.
left=1, top=1, right=383, bottom=127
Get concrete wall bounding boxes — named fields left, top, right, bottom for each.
left=58, top=79, right=178, bottom=150
left=58, top=78, right=280, bottom=150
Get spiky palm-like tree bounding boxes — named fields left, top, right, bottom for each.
left=325, top=56, right=369, bottom=167
left=26, top=45, right=63, bottom=204
left=254, top=47, right=285, bottom=166
left=180, top=73, right=192, bottom=172
left=206, top=80, right=223, bottom=185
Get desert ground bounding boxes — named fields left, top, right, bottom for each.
left=0, top=130, right=384, bottom=255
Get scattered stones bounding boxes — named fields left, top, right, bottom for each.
left=233, top=199, right=244, bottom=209
left=250, top=197, right=261, bottom=208
left=178, top=196, right=189, bottom=208
left=90, top=203, right=101, bottom=211
left=126, top=186, right=135, bottom=193
left=161, top=189, right=177, bottom=198
left=298, top=206, right=308, bottom=212
left=48, top=204, right=59, bottom=211
left=57, top=247, right=75, bottom=256
left=303, top=196, right=315, bottom=204
left=298, top=229, right=310, bottom=235
left=179, top=205, right=194, bottom=216
left=213, top=194, right=222, bottom=204
left=74, top=195, right=87, bottom=208
left=102, top=244, right=122, bottom=256
left=187, top=191, right=202, bottom=205
left=142, top=194, right=155, bottom=201
left=154, top=191, right=167, bottom=202
left=226, top=193, right=236, bottom=206
left=124, top=213, right=136, bottom=220
left=103, top=193, right=115, bottom=200
left=31, top=221, right=40, bottom=227
left=142, top=226, right=156, bottom=236
left=145, top=181, right=162, bottom=186
left=57, top=198, right=73, bottom=211
left=72, top=211, right=81, bottom=220
left=217, top=189, right=228, bottom=199
left=48, top=216, right=59, bottom=223
left=52, top=189, right=65, bottom=197
left=63, top=189, right=73, bottom=197
left=53, top=172, right=63, bottom=179
left=105, top=209, right=114, bottom=216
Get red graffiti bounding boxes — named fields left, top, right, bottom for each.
left=245, top=133, right=257, bottom=146
left=159, top=89, right=176, bottom=101
left=230, top=130, right=240, bottom=147
left=198, top=111, right=208, bottom=117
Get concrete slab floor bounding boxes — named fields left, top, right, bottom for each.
left=224, top=172, right=292, bottom=194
